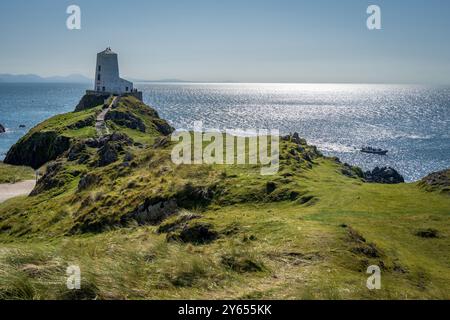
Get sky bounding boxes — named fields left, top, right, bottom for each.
left=0, top=0, right=449, bottom=84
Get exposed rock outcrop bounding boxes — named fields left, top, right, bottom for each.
left=30, top=161, right=69, bottom=195
left=85, top=132, right=132, bottom=149
left=75, top=93, right=110, bottom=112
left=97, top=142, right=120, bottom=167
left=84, top=132, right=133, bottom=167
left=67, top=142, right=90, bottom=164
left=67, top=116, right=96, bottom=130
left=282, top=132, right=307, bottom=145
left=281, top=132, right=322, bottom=164
left=4, top=132, right=71, bottom=169
left=152, top=119, right=175, bottom=136
left=105, top=110, right=146, bottom=132
left=418, top=169, right=450, bottom=194
left=0, top=123, right=5, bottom=133
left=341, top=163, right=364, bottom=179
left=364, top=167, right=404, bottom=184
left=106, top=97, right=174, bottom=136
left=129, top=198, right=178, bottom=226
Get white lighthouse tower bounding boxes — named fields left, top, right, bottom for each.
left=90, top=47, right=142, bottom=100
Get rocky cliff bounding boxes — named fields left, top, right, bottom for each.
left=5, top=131, right=71, bottom=169
left=75, top=93, right=110, bottom=112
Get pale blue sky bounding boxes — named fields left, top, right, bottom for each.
left=0, top=0, right=449, bottom=83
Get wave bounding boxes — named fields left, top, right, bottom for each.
left=312, top=141, right=356, bottom=153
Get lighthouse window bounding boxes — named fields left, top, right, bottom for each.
left=102, top=87, right=105, bottom=92
left=98, top=65, right=101, bottom=72
left=126, top=87, right=129, bottom=92
left=97, top=74, right=101, bottom=81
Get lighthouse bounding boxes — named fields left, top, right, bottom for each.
left=90, top=47, right=142, bottom=100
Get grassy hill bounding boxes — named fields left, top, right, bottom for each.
left=0, top=95, right=448, bottom=300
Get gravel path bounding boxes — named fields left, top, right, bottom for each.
left=96, top=96, right=118, bottom=136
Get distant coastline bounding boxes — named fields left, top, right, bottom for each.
left=2, top=73, right=447, bottom=86
left=0, top=73, right=91, bottom=83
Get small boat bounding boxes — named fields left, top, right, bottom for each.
left=361, top=146, right=388, bottom=155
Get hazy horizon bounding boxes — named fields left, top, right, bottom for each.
left=3, top=73, right=448, bottom=86
left=1, top=0, right=450, bottom=84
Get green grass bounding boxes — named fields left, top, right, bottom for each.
left=0, top=97, right=448, bottom=300
left=29, top=107, right=100, bottom=135
left=0, top=162, right=35, bottom=183
left=1, top=155, right=448, bottom=299
left=63, top=126, right=97, bottom=139
left=107, top=122, right=157, bottom=145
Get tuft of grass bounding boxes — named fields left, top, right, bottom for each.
left=221, top=250, right=265, bottom=273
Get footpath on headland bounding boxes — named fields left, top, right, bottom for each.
left=0, top=96, right=117, bottom=204
left=0, top=180, right=36, bottom=203
left=95, top=96, right=118, bottom=136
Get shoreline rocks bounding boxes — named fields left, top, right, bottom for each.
left=0, top=123, right=5, bottom=133
left=364, top=167, right=405, bottom=184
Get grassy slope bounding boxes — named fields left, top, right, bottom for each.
left=26, top=106, right=100, bottom=139
left=0, top=97, right=448, bottom=300
left=0, top=162, right=35, bottom=183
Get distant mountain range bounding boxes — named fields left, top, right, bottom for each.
left=131, top=78, right=237, bottom=83
left=0, top=74, right=237, bottom=84
left=130, top=78, right=186, bottom=83
left=0, top=74, right=91, bottom=83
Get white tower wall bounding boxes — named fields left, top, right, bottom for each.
left=94, top=48, right=133, bottom=94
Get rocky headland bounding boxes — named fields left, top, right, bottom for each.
left=0, top=93, right=448, bottom=300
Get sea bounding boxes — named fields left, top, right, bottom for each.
left=1, top=82, right=449, bottom=182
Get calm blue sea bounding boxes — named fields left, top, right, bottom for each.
left=1, top=83, right=449, bottom=181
